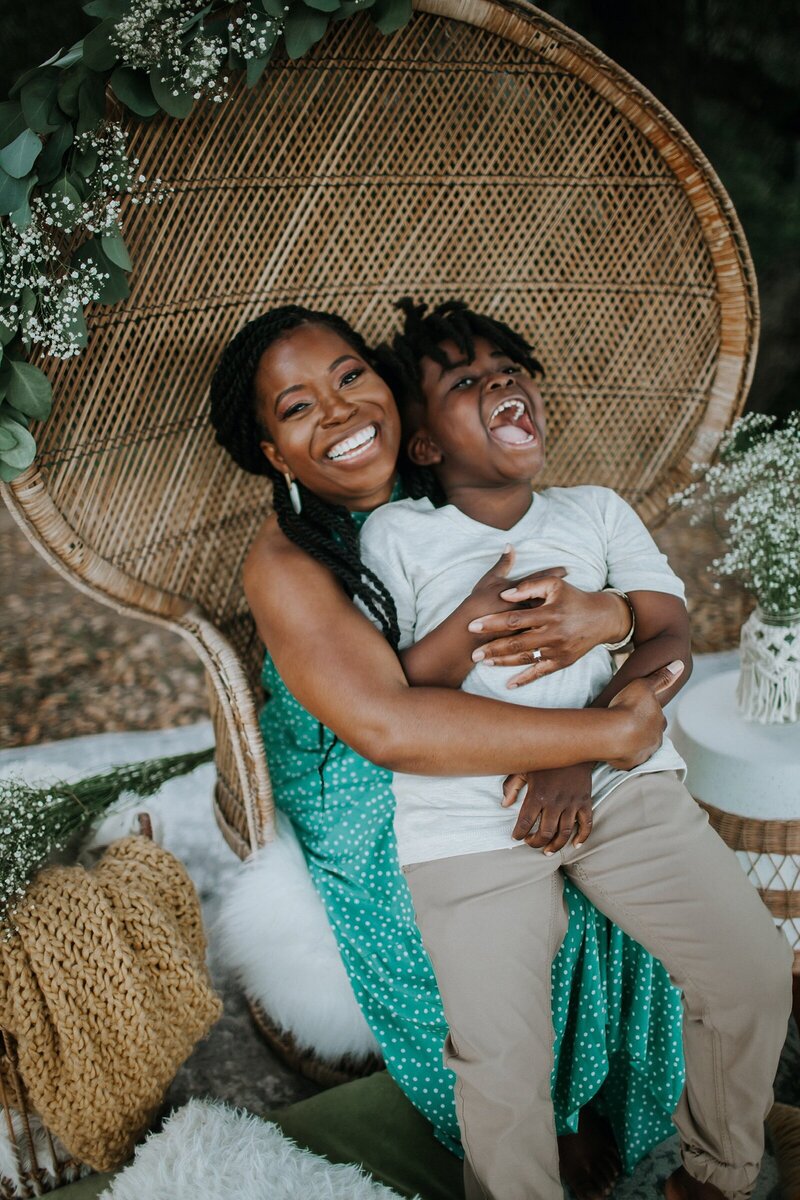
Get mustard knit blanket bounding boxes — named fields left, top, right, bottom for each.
left=0, top=836, right=222, bottom=1171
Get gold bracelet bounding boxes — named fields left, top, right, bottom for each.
left=601, top=587, right=635, bottom=651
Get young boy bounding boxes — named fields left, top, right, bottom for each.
left=359, top=300, right=792, bottom=1200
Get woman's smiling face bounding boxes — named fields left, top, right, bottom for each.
left=412, top=335, right=546, bottom=489
left=255, top=322, right=401, bottom=511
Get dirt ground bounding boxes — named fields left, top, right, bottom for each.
left=0, top=499, right=751, bottom=749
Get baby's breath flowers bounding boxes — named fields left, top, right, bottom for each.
left=672, top=412, right=800, bottom=619
left=0, top=747, right=212, bottom=931
left=111, top=0, right=230, bottom=102
left=0, top=123, right=165, bottom=360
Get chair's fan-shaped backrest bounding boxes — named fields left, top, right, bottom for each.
left=5, top=0, right=757, bottom=853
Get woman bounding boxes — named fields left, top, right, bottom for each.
left=210, top=305, right=685, bottom=1198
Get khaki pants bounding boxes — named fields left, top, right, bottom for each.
left=403, top=773, right=793, bottom=1200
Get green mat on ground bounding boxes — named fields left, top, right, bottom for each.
left=49, top=1071, right=463, bottom=1200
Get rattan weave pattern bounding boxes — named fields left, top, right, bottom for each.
left=3, top=0, right=757, bottom=858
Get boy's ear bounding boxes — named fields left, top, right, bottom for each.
left=408, top=429, right=443, bottom=467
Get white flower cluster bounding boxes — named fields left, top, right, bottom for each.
left=1, top=200, right=110, bottom=358
left=229, top=4, right=284, bottom=62
left=673, top=412, right=800, bottom=618
left=111, top=0, right=228, bottom=102
left=0, top=780, right=75, bottom=934
left=0, top=124, right=166, bottom=357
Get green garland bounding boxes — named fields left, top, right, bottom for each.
left=0, top=745, right=214, bottom=927
left=0, top=0, right=413, bottom=482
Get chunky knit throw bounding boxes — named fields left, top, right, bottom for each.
left=0, top=837, right=222, bottom=1171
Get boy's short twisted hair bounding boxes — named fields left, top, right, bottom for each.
left=209, top=305, right=403, bottom=647
left=390, top=297, right=544, bottom=406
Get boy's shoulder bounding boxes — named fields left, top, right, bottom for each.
left=361, top=495, right=438, bottom=538
left=540, top=484, right=630, bottom=521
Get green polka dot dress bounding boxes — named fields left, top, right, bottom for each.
left=259, top=518, right=685, bottom=1171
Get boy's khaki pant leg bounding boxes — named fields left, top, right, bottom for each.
left=560, top=771, right=793, bottom=1200
left=404, top=848, right=568, bottom=1200
left=405, top=773, right=793, bottom=1200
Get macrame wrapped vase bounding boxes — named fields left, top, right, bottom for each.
left=737, top=607, right=800, bottom=725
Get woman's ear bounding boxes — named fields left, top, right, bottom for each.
left=407, top=429, right=443, bottom=467
left=260, top=438, right=287, bottom=476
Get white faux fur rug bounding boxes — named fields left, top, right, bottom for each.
left=215, top=810, right=380, bottom=1062
left=99, top=1098, right=410, bottom=1200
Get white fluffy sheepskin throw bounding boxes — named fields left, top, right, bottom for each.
left=99, top=1099, right=411, bottom=1200
left=215, top=811, right=380, bottom=1062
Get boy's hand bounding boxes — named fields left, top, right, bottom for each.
left=606, top=661, right=684, bottom=769
left=502, top=763, right=594, bottom=854
left=467, top=553, right=630, bottom=687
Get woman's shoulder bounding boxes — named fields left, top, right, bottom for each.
left=243, top=515, right=314, bottom=605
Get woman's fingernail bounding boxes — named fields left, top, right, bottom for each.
left=468, top=620, right=483, bottom=632
left=574, top=841, right=584, bottom=848
left=500, top=588, right=518, bottom=598
left=472, top=649, right=485, bottom=662
left=544, top=850, right=554, bottom=857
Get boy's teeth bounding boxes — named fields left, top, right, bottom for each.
left=327, top=425, right=377, bottom=460
left=489, top=399, right=525, bottom=425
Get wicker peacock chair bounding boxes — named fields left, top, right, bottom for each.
left=2, top=0, right=758, bottom=862
left=0, top=2, right=761, bottom=1177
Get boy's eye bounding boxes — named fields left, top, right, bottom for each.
left=451, top=376, right=475, bottom=391
left=504, top=365, right=522, bottom=375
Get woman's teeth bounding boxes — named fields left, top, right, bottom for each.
left=327, top=424, right=378, bottom=461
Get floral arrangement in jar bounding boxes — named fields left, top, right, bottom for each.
left=672, top=411, right=800, bottom=724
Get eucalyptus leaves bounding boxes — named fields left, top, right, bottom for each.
left=0, top=0, right=412, bottom=482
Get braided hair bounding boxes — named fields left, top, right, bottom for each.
left=210, top=305, right=405, bottom=649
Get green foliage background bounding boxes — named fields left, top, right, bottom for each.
left=1, top=0, right=797, bottom=419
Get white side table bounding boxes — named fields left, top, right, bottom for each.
left=671, top=669, right=800, bottom=1026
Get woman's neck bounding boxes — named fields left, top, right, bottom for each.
left=444, top=480, right=535, bottom=530
left=346, top=472, right=400, bottom=514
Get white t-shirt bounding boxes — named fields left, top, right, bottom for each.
left=359, top=486, right=687, bottom=866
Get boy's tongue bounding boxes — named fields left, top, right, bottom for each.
left=491, top=422, right=533, bottom=444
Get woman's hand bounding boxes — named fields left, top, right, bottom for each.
left=605, top=660, right=683, bottom=769
left=467, top=556, right=632, bottom=688
left=502, top=763, right=594, bottom=854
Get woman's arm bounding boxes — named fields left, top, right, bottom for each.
left=243, top=524, right=665, bottom=777
left=400, top=550, right=632, bottom=688
left=590, top=590, right=692, bottom=708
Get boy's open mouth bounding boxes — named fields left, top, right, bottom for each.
left=486, top=397, right=538, bottom=446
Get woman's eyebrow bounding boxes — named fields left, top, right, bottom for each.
left=328, top=354, right=359, bottom=372
left=274, top=384, right=303, bottom=410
